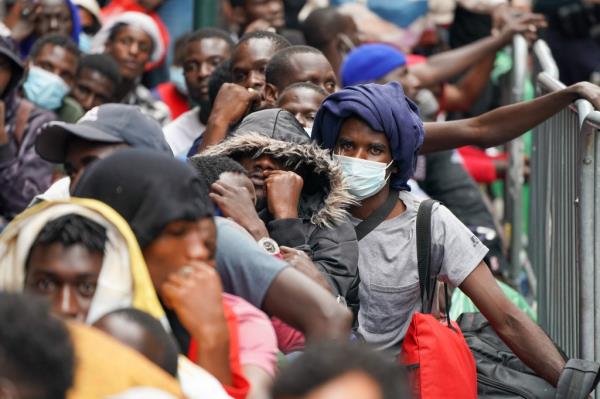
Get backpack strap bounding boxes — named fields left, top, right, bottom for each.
left=13, top=100, right=33, bottom=148
left=416, top=199, right=438, bottom=314
left=556, top=359, right=600, bottom=399
left=355, top=189, right=399, bottom=241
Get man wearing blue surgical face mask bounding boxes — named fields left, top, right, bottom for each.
left=312, top=82, right=576, bottom=387
left=23, top=34, right=84, bottom=123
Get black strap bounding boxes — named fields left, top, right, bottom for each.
left=416, top=199, right=437, bottom=314
left=355, top=189, right=399, bottom=241
left=416, top=199, right=453, bottom=326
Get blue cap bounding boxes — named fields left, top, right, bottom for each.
left=341, top=43, right=407, bottom=87
left=36, top=103, right=172, bottom=163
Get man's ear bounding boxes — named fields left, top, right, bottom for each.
left=264, top=83, right=279, bottom=107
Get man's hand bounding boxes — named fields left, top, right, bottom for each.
left=572, top=81, right=600, bottom=109
left=161, top=262, right=232, bottom=385
left=496, top=10, right=547, bottom=43
left=208, top=83, right=262, bottom=130
left=244, top=18, right=277, bottom=34
left=265, top=170, right=304, bottom=219
left=0, top=101, right=7, bottom=145
left=209, top=181, right=269, bottom=240
left=281, top=246, right=334, bottom=293
left=8, top=1, right=40, bottom=42
left=161, top=262, right=228, bottom=337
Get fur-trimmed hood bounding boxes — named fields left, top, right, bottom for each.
left=204, top=133, right=355, bottom=227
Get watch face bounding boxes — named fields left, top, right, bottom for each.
left=259, top=238, right=279, bottom=255
left=262, top=240, right=277, bottom=253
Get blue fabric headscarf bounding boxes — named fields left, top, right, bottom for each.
left=341, top=43, right=407, bottom=87
left=312, top=82, right=425, bottom=191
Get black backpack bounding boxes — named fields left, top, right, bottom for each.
left=457, top=312, right=600, bottom=399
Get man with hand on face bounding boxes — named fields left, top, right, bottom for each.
left=92, top=11, right=171, bottom=125
left=72, top=149, right=281, bottom=399
left=202, top=108, right=359, bottom=306
left=199, top=31, right=290, bottom=152
left=23, top=34, right=84, bottom=123
left=0, top=37, right=55, bottom=226
left=163, top=28, right=234, bottom=157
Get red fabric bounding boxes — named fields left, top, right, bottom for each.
left=156, top=83, right=190, bottom=119
left=101, top=0, right=170, bottom=70
left=187, top=302, right=250, bottom=399
left=271, top=317, right=305, bottom=354
left=400, top=313, right=477, bottom=399
left=458, top=146, right=508, bottom=184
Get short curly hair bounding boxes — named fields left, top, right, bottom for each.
left=188, top=155, right=248, bottom=188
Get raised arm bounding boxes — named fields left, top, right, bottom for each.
left=420, top=81, right=600, bottom=153
left=411, top=12, right=544, bottom=88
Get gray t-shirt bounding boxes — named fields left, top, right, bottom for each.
left=352, top=191, right=488, bottom=351
left=215, top=217, right=288, bottom=309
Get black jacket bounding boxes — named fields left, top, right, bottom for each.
left=204, top=109, right=359, bottom=301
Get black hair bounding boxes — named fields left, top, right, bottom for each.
left=235, top=31, right=291, bottom=53
left=271, top=341, right=411, bottom=399
left=29, top=34, right=80, bottom=61
left=0, top=293, right=75, bottom=399
left=198, top=59, right=232, bottom=124
left=186, top=28, right=235, bottom=50
left=78, top=53, right=122, bottom=87
left=30, top=214, right=107, bottom=257
left=303, top=6, right=347, bottom=50
left=172, top=32, right=192, bottom=65
left=228, top=0, right=245, bottom=7
left=95, top=308, right=179, bottom=377
left=188, top=155, right=248, bottom=188
left=278, top=81, right=328, bottom=101
left=265, top=45, right=324, bottom=88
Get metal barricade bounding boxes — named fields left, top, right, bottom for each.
left=529, top=71, right=600, bottom=364
left=504, top=35, right=529, bottom=282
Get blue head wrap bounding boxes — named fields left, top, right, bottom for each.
left=341, top=43, right=407, bottom=87
left=312, top=82, right=425, bottom=191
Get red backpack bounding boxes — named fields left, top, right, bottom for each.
left=400, top=199, right=477, bottom=399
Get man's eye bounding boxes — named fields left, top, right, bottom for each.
left=78, top=282, right=97, bottom=298
left=36, top=278, right=56, bottom=293
left=325, top=82, right=336, bottom=93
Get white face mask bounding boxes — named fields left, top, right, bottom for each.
left=335, top=154, right=393, bottom=200
left=303, top=126, right=312, bottom=137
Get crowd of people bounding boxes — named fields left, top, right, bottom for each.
left=0, top=0, right=599, bottom=398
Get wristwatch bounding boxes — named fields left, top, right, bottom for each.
left=257, top=237, right=280, bottom=256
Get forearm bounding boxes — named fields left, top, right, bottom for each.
left=198, top=119, right=230, bottom=153
left=486, top=301, right=565, bottom=385
left=445, top=55, right=495, bottom=112
left=421, top=85, right=581, bottom=153
left=192, top=326, right=233, bottom=386
left=262, top=267, right=352, bottom=340
left=413, top=33, right=508, bottom=87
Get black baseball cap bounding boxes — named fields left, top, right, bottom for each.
left=35, top=103, right=172, bottom=163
